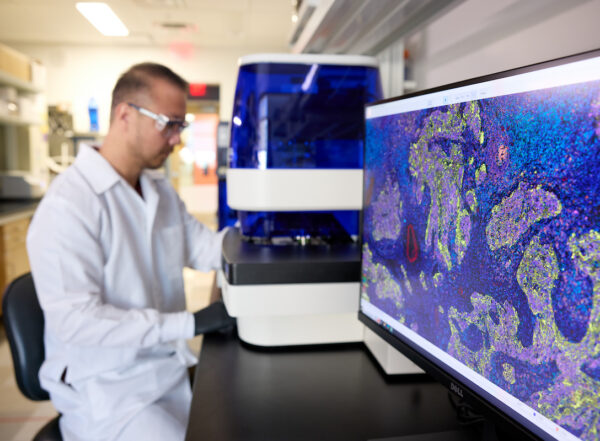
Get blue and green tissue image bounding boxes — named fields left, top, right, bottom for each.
left=362, top=80, right=600, bottom=440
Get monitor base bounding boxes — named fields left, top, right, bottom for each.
left=363, top=326, right=423, bottom=375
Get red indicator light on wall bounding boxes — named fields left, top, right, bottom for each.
left=189, top=83, right=207, bottom=97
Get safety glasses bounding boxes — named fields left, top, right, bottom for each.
left=127, top=102, right=188, bottom=136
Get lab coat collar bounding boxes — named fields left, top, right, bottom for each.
left=139, top=170, right=164, bottom=210
left=74, top=144, right=165, bottom=196
left=139, top=171, right=160, bottom=246
left=74, top=144, right=165, bottom=236
left=74, top=143, right=121, bottom=194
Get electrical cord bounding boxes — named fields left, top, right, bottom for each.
left=448, top=392, right=487, bottom=426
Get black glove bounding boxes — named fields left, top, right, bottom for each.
left=193, top=300, right=236, bottom=336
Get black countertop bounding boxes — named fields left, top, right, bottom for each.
left=186, top=331, right=467, bottom=441
left=0, top=199, right=39, bottom=216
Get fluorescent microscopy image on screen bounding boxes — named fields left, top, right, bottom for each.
left=362, top=80, right=600, bottom=439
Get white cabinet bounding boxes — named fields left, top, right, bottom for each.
left=0, top=61, right=48, bottom=193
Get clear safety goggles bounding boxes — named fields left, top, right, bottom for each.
left=127, top=103, right=188, bottom=136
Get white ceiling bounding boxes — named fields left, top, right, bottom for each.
left=0, top=0, right=294, bottom=50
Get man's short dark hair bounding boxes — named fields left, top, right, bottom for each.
left=110, top=62, right=188, bottom=121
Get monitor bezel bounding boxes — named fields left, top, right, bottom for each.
left=366, top=48, right=600, bottom=110
left=359, top=47, right=600, bottom=441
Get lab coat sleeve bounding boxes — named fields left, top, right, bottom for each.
left=178, top=195, right=227, bottom=272
left=27, top=193, right=194, bottom=348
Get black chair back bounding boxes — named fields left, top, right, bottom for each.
left=2, top=272, right=49, bottom=401
left=2, top=272, right=63, bottom=440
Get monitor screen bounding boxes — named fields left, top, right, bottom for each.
left=360, top=49, right=600, bottom=441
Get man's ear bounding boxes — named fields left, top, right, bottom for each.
left=113, top=102, right=132, bottom=127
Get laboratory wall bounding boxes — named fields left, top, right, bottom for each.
left=10, top=43, right=285, bottom=134
left=376, top=39, right=406, bottom=99
left=377, top=0, right=600, bottom=97
left=12, top=0, right=600, bottom=134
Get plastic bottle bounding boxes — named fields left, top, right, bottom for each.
left=403, top=49, right=412, bottom=81
left=88, top=97, right=99, bottom=132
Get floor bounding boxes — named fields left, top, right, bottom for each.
left=0, top=211, right=218, bottom=440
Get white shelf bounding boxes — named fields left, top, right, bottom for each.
left=404, top=80, right=417, bottom=91
left=0, top=70, right=41, bottom=93
left=0, top=113, right=41, bottom=126
left=0, top=51, right=48, bottom=194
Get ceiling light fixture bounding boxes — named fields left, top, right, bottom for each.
left=76, top=2, right=129, bottom=36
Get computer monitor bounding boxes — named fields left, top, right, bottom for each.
left=359, top=49, right=600, bottom=441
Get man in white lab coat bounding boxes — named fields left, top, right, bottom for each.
left=26, top=63, right=234, bottom=441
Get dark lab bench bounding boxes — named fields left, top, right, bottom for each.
left=0, top=199, right=39, bottom=217
left=186, top=331, right=465, bottom=441
left=0, top=199, right=39, bottom=314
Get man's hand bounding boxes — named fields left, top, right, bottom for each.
left=193, top=301, right=236, bottom=336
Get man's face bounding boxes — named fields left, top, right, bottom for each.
left=130, top=78, right=187, bottom=170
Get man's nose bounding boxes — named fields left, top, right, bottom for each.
left=168, top=130, right=181, bottom=146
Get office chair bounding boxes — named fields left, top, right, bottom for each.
left=2, top=273, right=63, bottom=441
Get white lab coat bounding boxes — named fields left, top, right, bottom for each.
left=26, top=144, right=226, bottom=441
